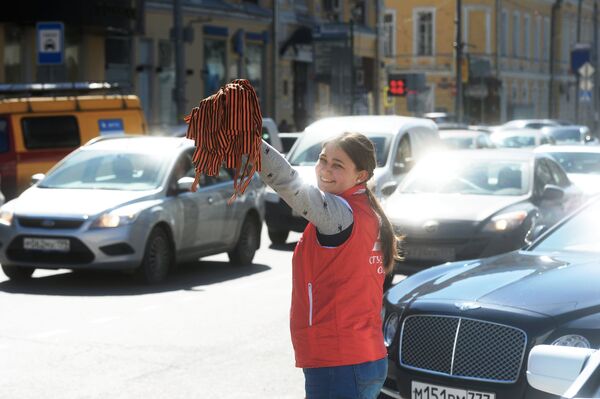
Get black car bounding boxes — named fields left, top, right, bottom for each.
left=384, top=149, right=583, bottom=274
left=380, top=196, right=600, bottom=399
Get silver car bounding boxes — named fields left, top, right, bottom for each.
left=0, top=136, right=265, bottom=283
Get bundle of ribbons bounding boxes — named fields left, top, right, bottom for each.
left=185, top=79, right=262, bottom=203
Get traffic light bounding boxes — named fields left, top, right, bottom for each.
left=388, top=75, right=407, bottom=97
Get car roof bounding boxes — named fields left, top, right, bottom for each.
left=304, top=115, right=437, bottom=134
left=439, top=130, right=482, bottom=138
left=535, top=144, right=600, bottom=154
left=434, top=148, right=537, bottom=161
left=491, top=128, right=547, bottom=137
left=84, top=135, right=193, bottom=153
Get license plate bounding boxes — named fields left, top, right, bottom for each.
left=23, top=238, right=70, bottom=252
left=406, top=245, right=455, bottom=261
left=412, top=381, right=495, bottom=399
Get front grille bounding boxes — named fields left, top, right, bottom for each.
left=17, top=217, right=85, bottom=229
left=400, top=315, right=527, bottom=383
left=7, top=235, right=95, bottom=264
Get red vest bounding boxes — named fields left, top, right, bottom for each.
left=290, top=184, right=387, bottom=368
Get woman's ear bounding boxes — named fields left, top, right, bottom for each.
left=356, top=170, right=369, bottom=184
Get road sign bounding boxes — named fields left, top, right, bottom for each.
left=571, top=44, right=591, bottom=74
left=579, top=62, right=595, bottom=78
left=580, top=78, right=594, bottom=91
left=580, top=90, right=593, bottom=102
left=37, top=22, right=64, bottom=65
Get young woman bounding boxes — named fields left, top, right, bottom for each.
left=259, top=132, right=400, bottom=399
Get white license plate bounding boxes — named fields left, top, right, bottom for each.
left=412, top=381, right=495, bottom=399
left=23, top=238, right=70, bottom=252
left=407, top=246, right=455, bottom=261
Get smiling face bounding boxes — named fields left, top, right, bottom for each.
left=315, top=142, right=368, bottom=194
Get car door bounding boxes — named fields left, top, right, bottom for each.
left=211, top=167, right=244, bottom=246
left=546, top=158, right=583, bottom=215
left=533, top=159, right=568, bottom=227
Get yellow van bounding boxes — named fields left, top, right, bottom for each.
left=0, top=88, right=147, bottom=200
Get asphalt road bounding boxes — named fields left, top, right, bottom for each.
left=0, top=228, right=307, bottom=399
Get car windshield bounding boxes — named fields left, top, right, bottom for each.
left=548, top=129, right=581, bottom=143
left=547, top=152, right=600, bottom=174
left=287, top=132, right=391, bottom=167
left=441, top=136, right=475, bottom=149
left=531, top=199, right=600, bottom=253
left=492, top=134, right=536, bottom=148
left=399, top=156, right=530, bottom=195
left=39, top=149, right=168, bottom=190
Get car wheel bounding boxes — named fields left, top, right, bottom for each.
left=135, top=227, right=173, bottom=284
left=2, top=265, right=35, bottom=281
left=268, top=229, right=289, bottom=245
left=229, top=216, right=260, bottom=265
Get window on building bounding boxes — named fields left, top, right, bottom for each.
left=512, top=12, right=520, bottom=58
left=158, top=39, right=176, bottom=125
left=4, top=25, right=22, bottom=83
left=383, top=10, right=396, bottom=58
left=203, top=39, right=227, bottom=98
left=501, top=10, right=508, bottom=57
left=105, top=37, right=131, bottom=84
left=523, top=14, right=531, bottom=59
left=543, top=17, right=550, bottom=61
left=246, top=43, right=264, bottom=108
left=535, top=16, right=541, bottom=61
left=415, top=10, right=434, bottom=56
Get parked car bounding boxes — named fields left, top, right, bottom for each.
left=265, top=115, right=440, bottom=244
left=491, top=128, right=556, bottom=148
left=384, top=149, right=583, bottom=274
left=527, top=345, right=600, bottom=398
left=381, top=195, right=600, bottom=399
left=497, top=119, right=562, bottom=130
left=0, top=135, right=265, bottom=283
left=439, top=129, right=495, bottom=149
left=541, top=125, right=591, bottom=144
left=535, top=145, right=600, bottom=198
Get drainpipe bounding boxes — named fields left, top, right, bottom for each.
left=548, top=0, right=563, bottom=118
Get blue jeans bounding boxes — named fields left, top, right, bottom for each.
left=303, top=358, right=387, bottom=399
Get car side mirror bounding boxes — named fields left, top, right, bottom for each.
left=31, top=173, right=45, bottom=186
left=381, top=181, right=398, bottom=197
left=527, top=345, right=595, bottom=396
left=542, top=185, right=564, bottom=201
left=176, top=176, right=195, bottom=193
left=528, top=225, right=548, bottom=243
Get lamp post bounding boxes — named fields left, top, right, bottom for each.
left=455, top=0, right=464, bottom=123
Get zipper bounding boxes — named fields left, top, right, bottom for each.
left=307, top=282, right=313, bottom=327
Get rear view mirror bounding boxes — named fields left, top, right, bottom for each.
left=542, top=185, right=564, bottom=201
left=176, top=176, right=195, bottom=193
left=527, top=345, right=595, bottom=396
left=381, top=181, right=398, bottom=197
left=31, top=173, right=45, bottom=186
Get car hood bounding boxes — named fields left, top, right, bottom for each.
left=567, top=173, right=600, bottom=195
left=389, top=251, right=600, bottom=317
left=384, top=193, right=527, bottom=223
left=11, top=187, right=158, bottom=218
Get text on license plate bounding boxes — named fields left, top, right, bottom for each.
left=406, top=246, right=455, bottom=261
left=412, top=381, right=495, bottom=399
left=23, top=238, right=70, bottom=252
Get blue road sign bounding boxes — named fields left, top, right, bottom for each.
left=580, top=90, right=593, bottom=102
left=98, top=119, right=125, bottom=135
left=571, top=44, right=591, bottom=74
left=37, top=22, right=64, bottom=65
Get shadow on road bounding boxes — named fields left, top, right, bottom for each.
left=0, top=260, right=271, bottom=297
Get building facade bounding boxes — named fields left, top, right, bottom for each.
left=383, top=0, right=599, bottom=125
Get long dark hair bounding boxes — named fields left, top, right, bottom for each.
left=327, top=132, right=401, bottom=274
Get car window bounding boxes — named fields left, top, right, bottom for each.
left=0, top=118, right=9, bottom=153
left=534, top=160, right=554, bottom=197
left=548, top=151, right=600, bottom=174
left=393, top=135, right=412, bottom=174
left=531, top=199, right=600, bottom=253
left=546, top=159, right=570, bottom=187
left=21, top=116, right=80, bottom=149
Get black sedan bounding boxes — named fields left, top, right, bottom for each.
left=380, top=195, right=600, bottom=399
left=384, top=149, right=583, bottom=274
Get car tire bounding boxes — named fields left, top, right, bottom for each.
left=268, top=229, right=289, bottom=245
left=229, top=215, right=260, bottom=265
left=135, top=227, right=173, bottom=284
left=2, top=265, right=35, bottom=281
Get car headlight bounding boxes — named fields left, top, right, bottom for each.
left=483, top=210, right=527, bottom=232
left=0, top=209, right=14, bottom=226
left=92, top=210, right=139, bottom=228
left=552, top=334, right=591, bottom=348
left=383, top=312, right=400, bottom=347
